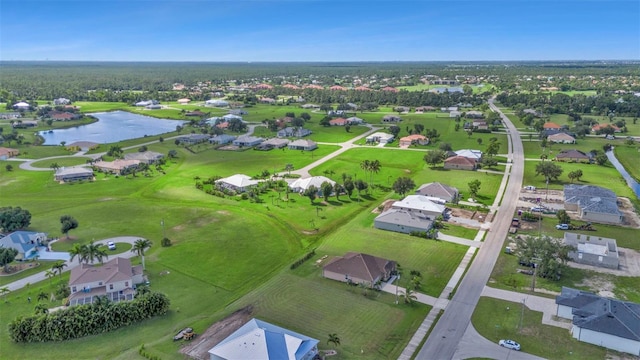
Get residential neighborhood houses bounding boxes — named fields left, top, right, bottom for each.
left=68, top=257, right=144, bottom=306
left=0, top=231, right=48, bottom=260
left=322, top=252, right=396, bottom=287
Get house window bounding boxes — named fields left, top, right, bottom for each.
left=578, top=253, right=583, bottom=259
left=598, top=256, right=603, bottom=262
left=72, top=287, right=76, bottom=293
left=99, top=282, right=102, bottom=286
left=125, top=282, right=129, bottom=287
left=109, top=284, right=114, bottom=290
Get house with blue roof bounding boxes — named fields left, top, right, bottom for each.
left=208, top=318, right=319, bottom=360
left=0, top=231, right=47, bottom=260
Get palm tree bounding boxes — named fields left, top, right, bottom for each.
left=37, top=291, right=48, bottom=302
left=327, top=333, right=341, bottom=349
left=45, top=269, right=56, bottom=288
left=34, top=303, right=49, bottom=314
left=131, top=238, right=152, bottom=270
left=401, top=289, right=418, bottom=304
left=84, top=242, right=107, bottom=264
left=369, top=160, right=381, bottom=186
left=68, top=243, right=86, bottom=264
left=52, top=260, right=67, bottom=278
left=0, top=286, right=10, bottom=302
left=360, top=160, right=371, bottom=180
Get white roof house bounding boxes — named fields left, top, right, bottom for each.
left=289, top=176, right=336, bottom=193
left=208, top=318, right=319, bottom=360
left=366, top=132, right=394, bottom=143
left=215, top=174, right=261, bottom=193
left=13, top=101, right=30, bottom=109
left=205, top=99, right=229, bottom=107
left=455, top=149, right=483, bottom=160
left=346, top=116, right=364, bottom=124
left=392, top=195, right=446, bottom=220
left=222, top=114, right=243, bottom=122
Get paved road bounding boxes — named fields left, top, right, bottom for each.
left=415, top=98, right=526, bottom=359
left=4, top=236, right=143, bottom=292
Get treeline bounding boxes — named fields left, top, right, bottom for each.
left=496, top=92, right=640, bottom=117
left=8, top=292, right=170, bottom=343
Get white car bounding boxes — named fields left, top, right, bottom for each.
left=524, top=185, right=536, bottom=191
left=107, top=241, right=116, bottom=250
left=499, top=339, right=521, bottom=351
left=530, top=206, right=545, bottom=212
left=556, top=224, right=569, bottom=230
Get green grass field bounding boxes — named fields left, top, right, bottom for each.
left=614, top=144, right=640, bottom=182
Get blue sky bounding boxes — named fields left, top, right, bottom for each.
left=1, top=0, right=639, bottom=61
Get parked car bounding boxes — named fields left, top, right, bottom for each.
left=499, top=339, right=521, bottom=351
left=530, top=206, right=545, bottom=212
left=555, top=223, right=569, bottom=230
left=524, top=185, right=536, bottom=191
left=107, top=241, right=116, bottom=250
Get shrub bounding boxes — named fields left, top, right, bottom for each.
left=161, top=238, right=172, bottom=247
left=290, top=249, right=316, bottom=270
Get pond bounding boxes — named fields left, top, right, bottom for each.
left=39, top=111, right=185, bottom=145
left=606, top=149, right=640, bottom=199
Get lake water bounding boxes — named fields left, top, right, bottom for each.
left=39, top=111, right=185, bottom=145
left=606, top=149, right=640, bottom=199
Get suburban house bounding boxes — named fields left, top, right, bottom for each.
left=209, top=134, right=236, bottom=145
left=124, top=151, right=164, bottom=164
left=12, top=101, right=30, bottom=110
left=289, top=176, right=335, bottom=195
left=208, top=318, right=319, bottom=360
left=185, top=110, right=206, bottom=116
left=0, top=112, right=21, bottom=119
left=177, top=134, right=210, bottom=145
left=288, top=139, right=317, bottom=151
left=256, top=138, right=289, bottom=150
left=523, top=109, right=543, bottom=117
left=49, top=111, right=81, bottom=121
left=205, top=99, right=229, bottom=107
left=68, top=257, right=144, bottom=306
left=392, top=195, right=446, bottom=220
left=301, top=103, right=320, bottom=109
left=135, top=100, right=157, bottom=107
left=177, top=98, right=190, bottom=104
left=329, top=118, right=348, bottom=126
left=233, top=135, right=264, bottom=148
left=415, top=106, right=436, bottom=112
left=366, top=132, right=394, bottom=144
left=277, top=127, right=311, bottom=138
left=415, top=182, right=459, bottom=203
left=382, top=86, right=399, bottom=92
left=0, top=231, right=47, bottom=261
left=564, top=185, right=623, bottom=224
left=444, top=156, right=477, bottom=171
left=255, top=83, right=274, bottom=90
left=259, top=97, right=276, bottom=104
left=543, top=122, right=562, bottom=131
left=441, top=106, right=459, bottom=112
left=399, top=134, right=429, bottom=147
left=93, top=159, right=140, bottom=175
left=346, top=116, right=364, bottom=124
left=455, top=149, right=483, bottom=161
left=450, top=111, right=462, bottom=118
left=222, top=114, right=243, bottom=122
left=215, top=174, right=261, bottom=193
left=563, top=232, right=619, bottom=269
left=465, top=111, right=484, bottom=119
left=548, top=133, right=576, bottom=144
left=323, top=252, right=396, bottom=287
left=12, top=120, right=38, bottom=128
left=65, top=141, right=99, bottom=152
left=54, top=167, right=95, bottom=182
left=592, top=124, right=621, bottom=133
left=382, top=115, right=402, bottom=122
left=53, top=98, right=71, bottom=105
left=555, top=149, right=592, bottom=163
left=374, top=209, right=434, bottom=234
left=556, top=287, right=640, bottom=356
left=0, top=147, right=19, bottom=160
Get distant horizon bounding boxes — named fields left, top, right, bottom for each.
left=1, top=1, right=638, bottom=62
left=1, top=59, right=638, bottom=64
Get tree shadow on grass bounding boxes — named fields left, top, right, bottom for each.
left=326, top=200, right=344, bottom=206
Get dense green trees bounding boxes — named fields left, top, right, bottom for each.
left=60, top=215, right=79, bottom=239
left=515, top=235, right=573, bottom=281
left=392, top=177, right=415, bottom=197
left=0, top=207, right=32, bottom=232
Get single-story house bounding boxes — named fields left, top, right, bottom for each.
left=523, top=109, right=543, bottom=117
left=415, top=106, right=436, bottom=112
left=288, top=139, right=317, bottom=151
left=228, top=109, right=248, bottom=115
left=415, top=182, right=459, bottom=203
left=222, top=114, right=243, bottom=122
left=177, top=98, right=190, bottom=104
left=124, top=151, right=164, bottom=164
left=68, top=257, right=144, bottom=306
left=327, top=110, right=345, bottom=116
left=323, top=252, right=396, bottom=287
left=346, top=116, right=364, bottom=124
left=277, top=127, right=311, bottom=138
left=256, top=138, right=290, bottom=150
left=472, top=120, right=488, bottom=130
left=233, top=135, right=264, bottom=147
left=329, top=118, right=348, bottom=126
left=12, top=120, right=38, bottom=128
left=394, top=106, right=410, bottom=113
left=465, top=111, right=484, bottom=119
left=135, top=100, right=157, bottom=107
left=177, top=134, right=210, bottom=145
left=555, top=149, right=592, bottom=163
left=382, top=86, right=399, bottom=92
left=0, top=112, right=21, bottom=119
left=563, top=232, right=619, bottom=269
left=592, top=124, right=621, bottom=133
left=209, top=134, right=236, bottom=145
left=146, top=104, right=162, bottom=110
left=255, top=83, right=274, bottom=90
left=382, top=115, right=402, bottom=122
left=54, top=167, right=94, bottom=182
left=543, top=122, right=562, bottom=131
left=65, top=141, right=99, bottom=152
left=556, top=287, right=640, bottom=356
left=53, top=98, right=71, bottom=105
left=289, top=176, right=335, bottom=194
left=444, top=156, right=477, bottom=171
left=205, top=99, right=229, bottom=107
left=366, top=132, right=394, bottom=144
left=449, top=110, right=462, bottom=118
left=392, top=195, right=446, bottom=220
left=49, top=111, right=80, bottom=121
left=564, top=185, right=623, bottom=224
left=93, top=159, right=140, bottom=175
left=0, top=147, right=19, bottom=160
left=208, top=318, right=319, bottom=360
left=399, top=134, right=429, bottom=147
left=13, top=101, right=30, bottom=110
left=548, top=133, right=576, bottom=144
left=0, top=231, right=47, bottom=260
left=259, top=97, right=276, bottom=104
left=455, top=149, right=483, bottom=161
left=301, top=103, right=320, bottom=109
left=441, top=106, right=459, bottom=112
left=215, top=174, right=261, bottom=193
left=374, top=209, right=434, bottom=234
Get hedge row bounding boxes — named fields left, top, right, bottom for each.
left=290, top=249, right=316, bottom=269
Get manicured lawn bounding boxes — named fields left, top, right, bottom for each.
left=0, top=260, right=55, bottom=286
left=472, top=297, right=607, bottom=359
left=439, top=224, right=479, bottom=240
left=522, top=137, right=612, bottom=159
left=30, top=157, right=90, bottom=168
left=614, top=144, right=640, bottom=182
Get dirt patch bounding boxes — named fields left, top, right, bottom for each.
left=216, top=210, right=231, bottom=216
left=373, top=199, right=396, bottom=214
left=618, top=197, right=640, bottom=228
left=179, top=306, right=254, bottom=360
left=575, top=275, right=616, bottom=298
left=566, top=247, right=640, bottom=277
left=0, top=262, right=40, bottom=276
left=450, top=207, right=475, bottom=219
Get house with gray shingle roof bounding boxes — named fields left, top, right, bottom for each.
left=374, top=209, right=434, bottom=234
left=0, top=231, right=47, bottom=260
left=415, top=182, right=459, bottom=203
left=233, top=135, right=264, bottom=147
left=564, top=185, right=623, bottom=224
left=555, top=287, right=640, bottom=356
left=124, top=151, right=164, bottom=164
left=555, top=149, right=592, bottom=163
left=209, top=134, right=236, bottom=145
left=54, top=167, right=94, bottom=182
left=288, top=139, right=317, bottom=151
left=323, top=252, right=396, bottom=287
left=277, top=127, right=311, bottom=138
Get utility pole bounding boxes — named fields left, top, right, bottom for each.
left=519, top=298, right=525, bottom=329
